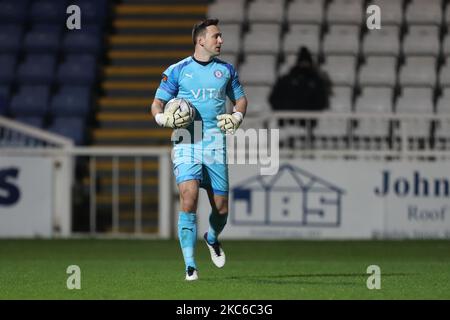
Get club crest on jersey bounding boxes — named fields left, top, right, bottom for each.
left=214, top=70, right=223, bottom=78
left=162, top=74, right=168, bottom=82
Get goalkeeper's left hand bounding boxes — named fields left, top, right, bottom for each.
left=216, top=112, right=244, bottom=134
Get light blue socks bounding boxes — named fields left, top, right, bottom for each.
left=207, top=210, right=228, bottom=244
left=178, top=211, right=197, bottom=271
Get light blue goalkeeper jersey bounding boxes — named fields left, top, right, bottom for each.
left=154, top=56, right=245, bottom=148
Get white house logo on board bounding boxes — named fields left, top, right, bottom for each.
left=230, top=164, right=345, bottom=227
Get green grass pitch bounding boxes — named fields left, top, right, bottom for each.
left=0, top=239, right=449, bottom=299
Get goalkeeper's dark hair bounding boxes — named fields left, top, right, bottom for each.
left=192, top=18, right=219, bottom=45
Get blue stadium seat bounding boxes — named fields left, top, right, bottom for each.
left=0, top=25, right=23, bottom=53
left=32, top=23, right=64, bottom=34
left=73, top=0, right=108, bottom=24
left=14, top=116, right=45, bottom=128
left=57, top=54, right=97, bottom=85
left=29, top=0, right=68, bottom=23
left=16, top=54, right=56, bottom=85
left=0, top=85, right=10, bottom=115
left=0, top=0, right=29, bottom=23
left=0, top=54, right=17, bottom=84
left=48, top=117, right=86, bottom=145
left=50, top=86, right=91, bottom=117
left=10, top=85, right=50, bottom=117
left=62, top=25, right=103, bottom=54
left=23, top=26, right=61, bottom=53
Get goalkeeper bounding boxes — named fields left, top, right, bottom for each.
left=150, top=18, right=247, bottom=281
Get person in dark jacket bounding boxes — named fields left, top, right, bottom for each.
left=269, top=46, right=331, bottom=147
left=269, top=46, right=331, bottom=113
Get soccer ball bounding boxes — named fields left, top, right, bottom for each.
left=165, top=98, right=196, bottom=128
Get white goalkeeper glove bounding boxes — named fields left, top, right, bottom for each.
left=173, top=108, right=192, bottom=128
left=155, top=104, right=191, bottom=129
left=216, top=111, right=243, bottom=134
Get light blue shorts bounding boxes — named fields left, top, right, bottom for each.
left=172, top=145, right=229, bottom=196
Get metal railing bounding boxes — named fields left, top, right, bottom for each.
left=0, top=115, right=73, bottom=148
left=243, top=111, right=450, bottom=160
left=73, top=147, right=172, bottom=238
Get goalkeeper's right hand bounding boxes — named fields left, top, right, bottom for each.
left=154, top=103, right=190, bottom=128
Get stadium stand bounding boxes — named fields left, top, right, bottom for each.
left=398, top=56, right=437, bottom=87
left=440, top=60, right=450, bottom=86
left=0, top=0, right=108, bottom=145
left=0, top=24, right=24, bottom=53
left=29, top=0, right=68, bottom=23
left=405, top=0, right=442, bottom=25
left=286, top=0, right=325, bottom=25
left=282, top=24, right=321, bottom=56
left=323, top=24, right=360, bottom=56
left=322, top=55, right=357, bottom=87
left=243, top=23, right=281, bottom=54
left=443, top=33, right=450, bottom=56
left=354, top=87, right=393, bottom=145
left=0, top=86, right=10, bottom=115
left=207, top=0, right=246, bottom=23
left=47, top=116, right=86, bottom=145
left=402, top=25, right=440, bottom=56
left=10, top=85, right=50, bottom=118
left=371, top=0, right=403, bottom=25
left=0, top=54, right=17, bottom=84
left=247, top=0, right=285, bottom=23
left=436, top=87, right=450, bottom=147
left=87, top=0, right=209, bottom=233
left=326, top=0, right=363, bottom=25
left=446, top=1, right=450, bottom=24
left=243, top=84, right=272, bottom=115
left=217, top=24, right=241, bottom=54
left=394, top=86, right=435, bottom=148
left=23, top=24, right=62, bottom=53
left=0, top=0, right=29, bottom=23
left=358, top=56, right=397, bottom=87
left=278, top=53, right=299, bottom=77
left=362, top=25, right=400, bottom=56
left=239, top=54, right=277, bottom=85
left=16, top=54, right=57, bottom=85
left=56, top=54, right=98, bottom=86
left=63, top=24, right=104, bottom=55
left=207, top=0, right=450, bottom=146
left=13, top=115, right=45, bottom=128
left=49, top=86, right=91, bottom=118
left=328, top=86, right=353, bottom=113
